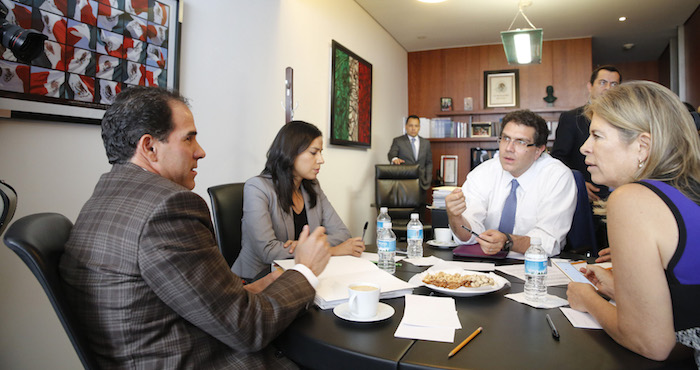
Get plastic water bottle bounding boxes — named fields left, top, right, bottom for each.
left=406, top=213, right=424, bottom=258
left=377, top=207, right=391, bottom=238
left=524, top=237, right=547, bottom=303
left=377, top=222, right=396, bottom=274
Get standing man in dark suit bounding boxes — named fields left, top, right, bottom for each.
left=552, top=65, right=621, bottom=202
left=59, top=86, right=331, bottom=369
left=388, top=115, right=433, bottom=192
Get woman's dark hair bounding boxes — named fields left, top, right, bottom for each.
left=263, top=121, right=323, bottom=213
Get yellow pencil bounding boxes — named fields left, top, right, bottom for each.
left=448, top=326, right=483, bottom=358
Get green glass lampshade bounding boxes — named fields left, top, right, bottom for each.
left=500, top=28, right=543, bottom=65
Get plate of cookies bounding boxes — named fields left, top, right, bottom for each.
left=408, top=269, right=510, bottom=297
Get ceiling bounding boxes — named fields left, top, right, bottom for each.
left=355, top=0, right=699, bottom=65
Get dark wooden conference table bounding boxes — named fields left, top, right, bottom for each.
left=275, top=245, right=696, bottom=369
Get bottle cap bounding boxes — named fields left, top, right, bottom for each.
left=531, top=237, right=541, bottom=244
left=380, top=207, right=388, bottom=213
left=410, top=213, right=419, bottom=219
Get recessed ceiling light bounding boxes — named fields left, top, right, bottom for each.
left=622, top=43, right=635, bottom=50
left=619, top=16, right=627, bottom=22
left=417, top=0, right=448, bottom=3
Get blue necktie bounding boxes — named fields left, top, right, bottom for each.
left=411, top=137, right=418, bottom=160
left=498, top=179, right=519, bottom=234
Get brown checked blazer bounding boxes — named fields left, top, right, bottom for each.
left=59, top=163, right=314, bottom=369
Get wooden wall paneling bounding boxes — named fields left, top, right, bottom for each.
left=684, top=5, right=700, bottom=107
left=442, top=47, right=482, bottom=112
left=408, top=50, right=444, bottom=117
left=551, top=38, right=592, bottom=109
left=518, top=41, right=554, bottom=110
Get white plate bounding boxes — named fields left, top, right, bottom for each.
left=409, top=269, right=510, bottom=297
left=333, top=302, right=395, bottom=322
left=427, top=239, right=458, bottom=248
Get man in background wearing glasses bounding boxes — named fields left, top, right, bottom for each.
left=551, top=65, right=621, bottom=258
left=552, top=65, right=622, bottom=202
left=445, top=110, right=576, bottom=256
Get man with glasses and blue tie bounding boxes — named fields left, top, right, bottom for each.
left=552, top=65, right=622, bottom=202
left=388, top=115, right=433, bottom=193
left=445, top=110, right=576, bottom=256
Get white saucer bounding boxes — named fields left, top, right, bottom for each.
left=333, top=302, right=395, bottom=322
left=427, top=239, right=458, bottom=248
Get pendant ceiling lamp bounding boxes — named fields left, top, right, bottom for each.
left=500, top=0, right=543, bottom=65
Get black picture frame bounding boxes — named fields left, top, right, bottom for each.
left=0, top=0, right=182, bottom=125
left=484, top=69, right=519, bottom=109
left=330, top=40, right=372, bottom=148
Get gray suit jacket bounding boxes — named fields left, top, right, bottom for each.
left=232, top=175, right=351, bottom=279
left=60, top=163, right=314, bottom=369
left=387, top=134, right=433, bottom=190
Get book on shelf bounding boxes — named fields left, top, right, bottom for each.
left=274, top=256, right=416, bottom=309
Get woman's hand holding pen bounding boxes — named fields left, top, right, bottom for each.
left=332, top=237, right=365, bottom=257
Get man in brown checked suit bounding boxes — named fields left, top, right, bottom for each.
left=59, top=86, right=331, bottom=369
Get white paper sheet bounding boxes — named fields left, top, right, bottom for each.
left=394, top=324, right=456, bottom=343
left=505, top=292, right=569, bottom=309
left=360, top=252, right=405, bottom=263
left=496, top=262, right=572, bottom=286
left=402, top=294, right=461, bottom=328
left=394, top=294, right=461, bottom=342
left=404, top=255, right=445, bottom=266
left=560, top=307, right=603, bottom=329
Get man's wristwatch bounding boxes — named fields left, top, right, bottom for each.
left=502, top=233, right=513, bottom=252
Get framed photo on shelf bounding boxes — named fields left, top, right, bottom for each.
left=470, top=122, right=492, bottom=137
left=0, top=0, right=182, bottom=125
left=440, top=155, right=458, bottom=186
left=440, top=97, right=452, bottom=111
left=484, top=69, right=519, bottom=108
left=330, top=40, right=372, bottom=148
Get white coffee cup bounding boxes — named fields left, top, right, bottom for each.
left=434, top=228, right=453, bottom=243
left=347, top=282, right=380, bottom=319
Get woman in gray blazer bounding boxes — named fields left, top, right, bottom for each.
left=232, top=121, right=365, bottom=280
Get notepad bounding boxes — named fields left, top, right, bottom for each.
left=274, top=256, right=417, bottom=309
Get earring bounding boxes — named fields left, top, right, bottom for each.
left=638, top=160, right=645, bottom=168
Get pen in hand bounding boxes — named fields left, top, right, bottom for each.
left=361, top=221, right=369, bottom=243
left=546, top=314, right=560, bottom=340
left=460, top=225, right=489, bottom=242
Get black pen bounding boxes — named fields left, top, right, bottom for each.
left=361, top=221, right=369, bottom=242
left=546, top=314, right=560, bottom=340
left=460, top=225, right=488, bottom=242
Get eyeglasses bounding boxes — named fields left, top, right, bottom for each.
left=595, top=79, right=619, bottom=88
left=498, top=135, right=536, bottom=149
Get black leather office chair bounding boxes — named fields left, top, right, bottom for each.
left=4, top=213, right=99, bottom=370
left=208, top=182, right=245, bottom=267
left=564, top=170, right=597, bottom=255
left=375, top=164, right=432, bottom=241
left=0, top=180, right=17, bottom=235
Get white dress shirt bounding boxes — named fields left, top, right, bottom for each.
left=456, top=153, right=576, bottom=256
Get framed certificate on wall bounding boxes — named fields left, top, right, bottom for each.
left=484, top=69, right=519, bottom=108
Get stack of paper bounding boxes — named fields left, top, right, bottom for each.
left=431, top=186, right=459, bottom=208
left=274, top=256, right=416, bottom=309
left=394, top=294, right=462, bottom=342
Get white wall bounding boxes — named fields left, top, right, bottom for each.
left=0, top=0, right=407, bottom=368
